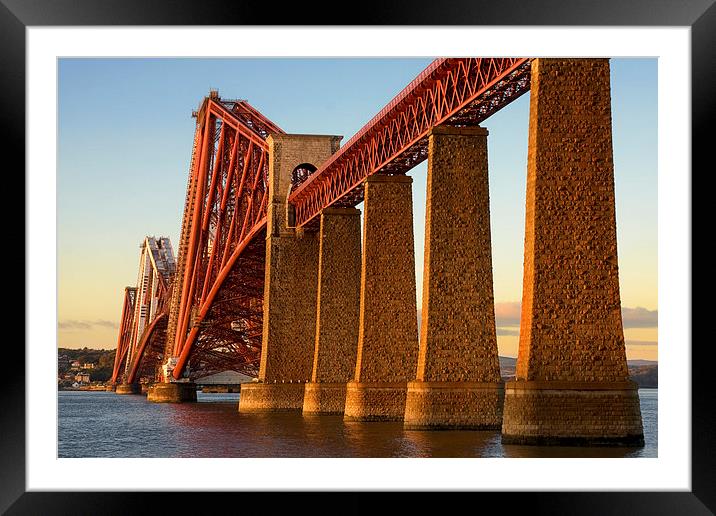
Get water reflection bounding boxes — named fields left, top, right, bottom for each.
left=58, top=389, right=657, bottom=458
left=342, top=420, right=416, bottom=457
left=501, top=443, right=637, bottom=458
left=403, top=429, right=502, bottom=458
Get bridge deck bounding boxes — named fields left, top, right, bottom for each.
left=288, top=57, right=533, bottom=228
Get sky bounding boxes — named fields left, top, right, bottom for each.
left=57, top=58, right=658, bottom=360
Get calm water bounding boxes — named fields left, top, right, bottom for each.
left=58, top=388, right=657, bottom=458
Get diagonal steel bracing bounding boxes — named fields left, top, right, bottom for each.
left=167, top=95, right=282, bottom=380
left=289, top=58, right=532, bottom=228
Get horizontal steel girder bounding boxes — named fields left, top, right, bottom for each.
left=289, top=57, right=532, bottom=228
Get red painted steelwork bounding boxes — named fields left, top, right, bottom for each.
left=111, top=287, right=137, bottom=384
left=125, top=269, right=172, bottom=384
left=171, top=223, right=266, bottom=379
left=288, top=57, right=532, bottom=228
left=169, top=96, right=282, bottom=380
left=113, top=246, right=173, bottom=385
left=126, top=312, right=168, bottom=384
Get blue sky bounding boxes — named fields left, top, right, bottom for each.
left=57, top=58, right=657, bottom=358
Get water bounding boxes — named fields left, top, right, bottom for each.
left=58, top=388, right=657, bottom=458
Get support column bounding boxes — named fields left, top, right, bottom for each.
left=303, top=208, right=362, bottom=415
left=344, top=175, right=419, bottom=422
left=115, top=383, right=142, bottom=395
left=147, top=382, right=197, bottom=403
left=404, top=126, right=503, bottom=430
left=501, top=59, right=644, bottom=446
left=239, top=134, right=342, bottom=413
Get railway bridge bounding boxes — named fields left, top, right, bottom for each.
left=110, top=58, right=644, bottom=446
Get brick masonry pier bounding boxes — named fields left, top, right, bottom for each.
left=115, top=383, right=141, bottom=395
left=147, top=382, right=197, bottom=403
left=303, top=208, right=362, bottom=415
left=404, top=126, right=503, bottom=430
left=344, top=175, right=419, bottom=422
left=239, top=134, right=342, bottom=413
left=501, top=58, right=644, bottom=445
left=502, top=381, right=643, bottom=445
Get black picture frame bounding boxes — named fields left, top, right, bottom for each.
left=6, top=1, right=711, bottom=513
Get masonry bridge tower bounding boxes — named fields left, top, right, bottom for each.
left=115, top=58, right=643, bottom=446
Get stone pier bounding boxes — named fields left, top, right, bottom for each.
left=115, top=383, right=142, bottom=395
left=146, top=382, right=197, bottom=403
left=344, top=175, right=419, bottom=422
left=501, top=58, right=644, bottom=446
left=239, top=134, right=342, bottom=413
left=404, top=126, right=503, bottom=430
left=303, top=208, right=362, bottom=415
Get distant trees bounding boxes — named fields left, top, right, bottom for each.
left=90, top=367, right=112, bottom=382
left=59, top=348, right=115, bottom=364
left=58, top=348, right=116, bottom=383
left=628, top=365, right=658, bottom=388
left=98, top=352, right=114, bottom=368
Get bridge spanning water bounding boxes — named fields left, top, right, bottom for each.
left=109, top=58, right=644, bottom=447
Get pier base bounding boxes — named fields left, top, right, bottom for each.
left=105, top=384, right=117, bottom=392
left=302, top=382, right=346, bottom=415
left=501, top=381, right=644, bottom=446
left=238, top=382, right=305, bottom=412
left=345, top=175, right=419, bottom=423
left=344, top=382, right=408, bottom=422
left=115, top=383, right=141, bottom=395
left=404, top=381, right=504, bottom=430
left=303, top=208, right=362, bottom=416
left=201, top=385, right=241, bottom=393
left=146, top=382, right=197, bottom=403
left=241, top=134, right=341, bottom=415
left=406, top=126, right=502, bottom=430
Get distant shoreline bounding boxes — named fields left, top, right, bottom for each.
left=59, top=386, right=108, bottom=392
left=58, top=385, right=659, bottom=393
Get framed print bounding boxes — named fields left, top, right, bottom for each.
left=7, top=0, right=713, bottom=513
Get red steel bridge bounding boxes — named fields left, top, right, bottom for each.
left=112, top=57, right=532, bottom=386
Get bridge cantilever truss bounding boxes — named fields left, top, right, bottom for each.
left=164, top=95, right=283, bottom=380
left=111, top=236, right=175, bottom=385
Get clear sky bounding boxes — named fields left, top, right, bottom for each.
left=57, top=58, right=657, bottom=360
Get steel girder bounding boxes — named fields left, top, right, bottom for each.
left=288, top=57, right=533, bottom=228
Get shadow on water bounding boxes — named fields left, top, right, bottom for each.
left=402, top=429, right=503, bottom=458
left=501, top=444, right=641, bottom=458
left=58, top=388, right=657, bottom=458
